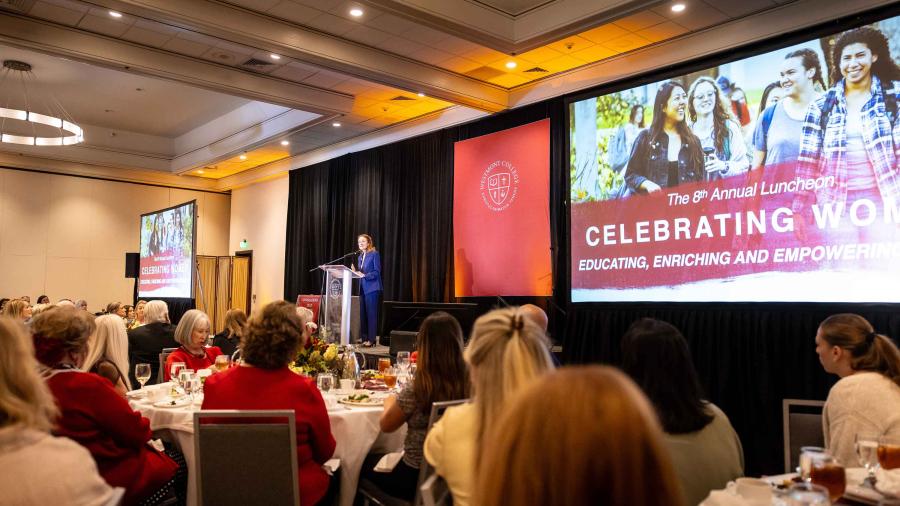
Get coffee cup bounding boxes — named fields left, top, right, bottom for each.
left=340, top=379, right=355, bottom=391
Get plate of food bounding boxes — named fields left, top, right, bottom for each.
left=338, top=392, right=386, bottom=406
left=153, top=397, right=192, bottom=409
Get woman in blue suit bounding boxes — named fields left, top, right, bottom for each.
left=352, top=234, right=383, bottom=347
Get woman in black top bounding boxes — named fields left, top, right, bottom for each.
left=625, top=81, right=704, bottom=194
left=211, top=308, right=247, bottom=358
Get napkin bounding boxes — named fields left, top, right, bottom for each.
left=374, top=451, right=404, bottom=473
left=700, top=482, right=771, bottom=506
left=876, top=468, right=900, bottom=498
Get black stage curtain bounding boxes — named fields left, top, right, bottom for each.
left=284, top=96, right=900, bottom=476
left=155, top=297, right=193, bottom=326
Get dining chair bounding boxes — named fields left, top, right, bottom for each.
left=157, top=347, right=178, bottom=383
left=193, top=410, right=299, bottom=506
left=357, top=398, right=468, bottom=506
left=782, top=399, right=826, bottom=473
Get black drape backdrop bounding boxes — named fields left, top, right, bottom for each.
left=284, top=96, right=900, bottom=475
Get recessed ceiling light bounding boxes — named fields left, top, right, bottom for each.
left=109, top=11, right=122, bottom=18
left=196, top=169, right=205, bottom=174
left=270, top=54, right=281, bottom=60
left=417, top=92, right=425, bottom=97
left=239, top=153, right=247, bottom=160
left=349, top=8, right=363, bottom=17
left=332, top=122, right=341, bottom=127
left=671, top=3, right=686, bottom=12
left=280, top=140, right=290, bottom=146
left=505, top=61, right=517, bottom=69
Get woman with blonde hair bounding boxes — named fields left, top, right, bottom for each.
left=129, top=300, right=147, bottom=330
left=423, top=306, right=554, bottom=506
left=2, top=299, right=31, bottom=321
left=0, top=317, right=114, bottom=505
left=83, top=314, right=133, bottom=395
left=473, top=366, right=685, bottom=506
left=815, top=313, right=900, bottom=466
left=212, top=308, right=247, bottom=357
left=164, top=309, right=222, bottom=380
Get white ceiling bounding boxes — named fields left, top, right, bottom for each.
left=0, top=43, right=250, bottom=137
left=0, top=0, right=893, bottom=191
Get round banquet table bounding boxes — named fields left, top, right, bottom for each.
left=129, top=385, right=405, bottom=506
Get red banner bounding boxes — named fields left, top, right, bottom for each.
left=571, top=165, right=900, bottom=302
left=453, top=119, right=552, bottom=297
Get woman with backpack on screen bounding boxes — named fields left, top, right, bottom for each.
left=792, top=26, right=900, bottom=241
left=750, top=48, right=826, bottom=210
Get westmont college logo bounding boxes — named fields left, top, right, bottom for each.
left=479, top=160, right=519, bottom=212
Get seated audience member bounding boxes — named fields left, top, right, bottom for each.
left=20, top=295, right=30, bottom=304
left=212, top=308, right=247, bottom=357
left=164, top=309, right=221, bottom=380
left=73, top=299, right=87, bottom=311
left=0, top=316, right=115, bottom=506
left=129, top=300, right=147, bottom=330
left=124, top=305, right=135, bottom=327
left=0, top=298, right=8, bottom=312
left=474, top=366, right=685, bottom=506
left=816, top=313, right=900, bottom=466
left=2, top=299, right=31, bottom=322
left=202, top=300, right=336, bottom=506
left=423, top=306, right=555, bottom=506
left=127, top=300, right=178, bottom=386
left=106, top=302, right=126, bottom=319
left=36, top=295, right=50, bottom=304
left=362, top=312, right=470, bottom=501
left=57, top=299, right=75, bottom=308
left=83, top=314, right=133, bottom=396
left=621, top=318, right=744, bottom=506
left=31, top=307, right=183, bottom=505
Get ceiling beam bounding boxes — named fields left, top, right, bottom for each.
left=0, top=12, right=355, bottom=115
left=90, top=0, right=509, bottom=112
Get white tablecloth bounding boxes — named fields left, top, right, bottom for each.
left=129, top=385, right=405, bottom=506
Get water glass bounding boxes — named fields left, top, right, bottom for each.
left=786, top=483, right=830, bottom=505
left=383, top=367, right=398, bottom=391
left=856, top=432, right=880, bottom=480
left=135, top=363, right=151, bottom=388
left=170, top=362, right=186, bottom=385
left=378, top=358, right=391, bottom=373
left=317, top=373, right=334, bottom=393
left=396, top=351, right=410, bottom=372
left=799, top=446, right=827, bottom=481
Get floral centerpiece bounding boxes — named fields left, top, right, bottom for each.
left=290, top=333, right=341, bottom=377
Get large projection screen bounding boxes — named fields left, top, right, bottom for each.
left=569, top=11, right=900, bottom=303
left=138, top=201, right=196, bottom=298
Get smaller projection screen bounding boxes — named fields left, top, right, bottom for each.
left=138, top=201, right=196, bottom=298
left=569, top=11, right=900, bottom=303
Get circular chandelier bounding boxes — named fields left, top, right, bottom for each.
left=0, top=60, right=84, bottom=146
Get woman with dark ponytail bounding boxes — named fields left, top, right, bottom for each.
left=815, top=313, right=900, bottom=465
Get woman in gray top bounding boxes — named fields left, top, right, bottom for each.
left=621, top=318, right=744, bottom=506
left=362, top=311, right=469, bottom=501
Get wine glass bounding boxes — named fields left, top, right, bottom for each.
left=856, top=432, right=880, bottom=483
left=178, top=369, right=195, bottom=395
left=316, top=373, right=334, bottom=393
left=787, top=483, right=830, bottom=505
left=169, top=362, right=186, bottom=385
left=134, top=363, right=151, bottom=389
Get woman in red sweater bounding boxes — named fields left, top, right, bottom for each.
left=203, top=300, right=336, bottom=506
left=164, top=309, right=222, bottom=381
left=32, top=306, right=184, bottom=505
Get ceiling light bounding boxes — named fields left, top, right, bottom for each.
left=349, top=8, right=364, bottom=17
left=280, top=140, right=290, bottom=146
left=332, top=122, right=341, bottom=127
left=109, top=10, right=123, bottom=18
left=505, top=61, right=517, bottom=69
left=196, top=169, right=205, bottom=174
left=417, top=92, right=425, bottom=97
left=239, top=153, right=247, bottom=160
left=270, top=54, right=281, bottom=60
left=671, top=3, right=686, bottom=12
left=0, top=60, right=84, bottom=147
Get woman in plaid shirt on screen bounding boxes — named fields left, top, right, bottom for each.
left=793, top=26, right=900, bottom=241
